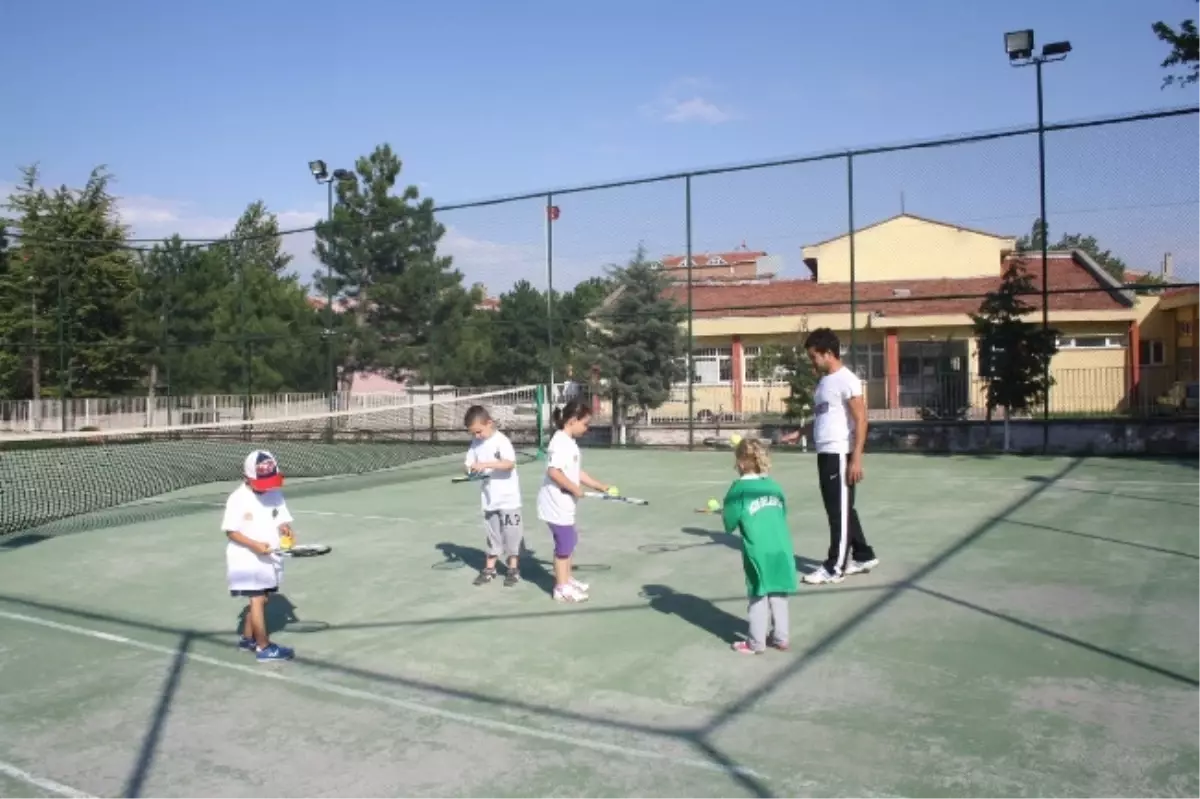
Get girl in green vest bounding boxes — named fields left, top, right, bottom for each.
left=721, top=438, right=798, bottom=654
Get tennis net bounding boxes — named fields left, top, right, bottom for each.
left=0, top=385, right=543, bottom=537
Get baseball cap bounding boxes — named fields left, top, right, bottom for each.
left=243, top=450, right=284, bottom=492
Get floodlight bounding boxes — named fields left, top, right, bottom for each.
left=1005, top=29, right=1034, bottom=60
left=332, top=169, right=353, bottom=181
left=1042, top=41, right=1072, bottom=57
left=308, top=160, right=329, bottom=182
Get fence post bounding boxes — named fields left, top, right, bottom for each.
left=545, top=193, right=556, bottom=405
left=847, top=153, right=857, bottom=374
left=56, top=249, right=68, bottom=433
left=685, top=175, right=694, bottom=451
left=427, top=383, right=436, bottom=442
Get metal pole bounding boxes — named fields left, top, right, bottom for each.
left=847, top=154, right=857, bottom=372
left=326, top=179, right=336, bottom=413
left=1036, top=58, right=1050, bottom=453
left=685, top=175, right=694, bottom=451
left=57, top=250, right=66, bottom=433
left=545, top=193, right=555, bottom=403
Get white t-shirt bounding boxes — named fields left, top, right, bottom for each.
left=464, top=430, right=522, bottom=512
left=222, top=483, right=294, bottom=591
left=812, top=366, right=863, bottom=455
left=537, top=430, right=582, bottom=525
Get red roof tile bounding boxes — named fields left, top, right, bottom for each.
left=662, top=252, right=1131, bottom=319
left=661, top=250, right=766, bottom=269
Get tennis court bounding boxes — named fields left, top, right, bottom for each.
left=0, top=446, right=1196, bottom=797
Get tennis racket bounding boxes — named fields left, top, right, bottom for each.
left=451, top=472, right=488, bottom=484
left=272, top=544, right=332, bottom=557
left=583, top=491, right=649, bottom=506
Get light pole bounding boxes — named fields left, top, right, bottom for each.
left=308, top=160, right=354, bottom=412
left=1005, top=29, right=1071, bottom=453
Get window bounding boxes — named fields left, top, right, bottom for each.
left=848, top=343, right=885, bottom=380
left=1139, top=339, right=1166, bottom=366
left=1057, top=334, right=1125, bottom=349
left=691, top=347, right=732, bottom=384
left=742, top=345, right=789, bottom=384
left=705, top=256, right=728, bottom=266
left=1180, top=320, right=1194, bottom=337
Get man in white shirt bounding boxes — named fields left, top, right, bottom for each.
left=222, top=450, right=296, bottom=661
left=785, top=328, right=879, bottom=585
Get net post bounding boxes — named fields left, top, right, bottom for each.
left=535, top=383, right=546, bottom=459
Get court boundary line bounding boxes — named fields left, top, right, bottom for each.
left=0, top=609, right=768, bottom=782
left=0, top=758, right=94, bottom=799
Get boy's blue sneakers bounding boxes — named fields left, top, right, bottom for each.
left=255, top=643, right=295, bottom=662
left=237, top=636, right=256, bottom=652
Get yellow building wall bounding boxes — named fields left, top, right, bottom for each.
left=800, top=216, right=1016, bottom=283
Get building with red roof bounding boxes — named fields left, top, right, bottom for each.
left=624, top=213, right=1195, bottom=419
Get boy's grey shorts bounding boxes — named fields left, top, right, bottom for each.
left=483, top=509, right=524, bottom=558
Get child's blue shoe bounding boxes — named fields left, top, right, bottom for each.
left=256, top=643, right=295, bottom=662
left=237, top=636, right=256, bottom=652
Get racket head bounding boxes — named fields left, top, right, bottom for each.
left=280, top=544, right=331, bottom=557
left=451, top=473, right=487, bottom=484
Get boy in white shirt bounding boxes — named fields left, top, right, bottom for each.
left=462, top=405, right=524, bottom=587
left=223, top=449, right=296, bottom=662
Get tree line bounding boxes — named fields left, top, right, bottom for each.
left=0, top=147, right=690, bottom=427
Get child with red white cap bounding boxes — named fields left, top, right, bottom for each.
left=222, top=449, right=296, bottom=662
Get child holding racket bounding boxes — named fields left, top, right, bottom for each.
left=222, top=450, right=296, bottom=662
left=721, top=437, right=797, bottom=654
left=536, top=399, right=613, bottom=603
left=462, top=404, right=525, bottom=587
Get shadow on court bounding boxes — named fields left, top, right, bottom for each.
left=641, top=584, right=747, bottom=645
left=1024, top=474, right=1199, bottom=507
left=433, top=541, right=558, bottom=596
left=232, top=592, right=330, bottom=637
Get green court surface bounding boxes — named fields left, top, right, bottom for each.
left=0, top=450, right=1196, bottom=798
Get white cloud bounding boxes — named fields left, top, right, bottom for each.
left=641, top=77, right=738, bottom=125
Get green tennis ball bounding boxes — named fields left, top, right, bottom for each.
left=706, top=498, right=720, bottom=512
left=729, top=434, right=743, bottom=448
left=607, top=485, right=620, bottom=496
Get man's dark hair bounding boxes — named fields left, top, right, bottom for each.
left=803, top=327, right=841, bottom=357
left=463, top=404, right=491, bottom=427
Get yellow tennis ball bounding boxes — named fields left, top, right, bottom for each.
left=607, top=485, right=620, bottom=496
left=706, top=498, right=720, bottom=512
left=729, top=434, right=743, bottom=448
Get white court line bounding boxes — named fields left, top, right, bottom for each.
left=0, top=759, right=93, bottom=798
left=0, top=610, right=765, bottom=781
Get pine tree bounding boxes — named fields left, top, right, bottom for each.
left=3, top=166, right=142, bottom=402
left=970, top=259, right=1059, bottom=449
left=588, top=246, right=686, bottom=441
left=314, top=144, right=474, bottom=387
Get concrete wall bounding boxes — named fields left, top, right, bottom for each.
left=595, top=418, right=1199, bottom=456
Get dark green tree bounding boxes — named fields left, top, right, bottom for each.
left=488, top=280, right=552, bottom=385
left=130, top=238, right=231, bottom=402
left=1153, top=9, right=1198, bottom=88
left=1017, top=218, right=1130, bottom=281
left=314, top=144, right=475, bottom=386
left=588, top=246, right=686, bottom=439
left=971, top=259, right=1059, bottom=447
left=211, top=203, right=327, bottom=396
left=555, top=276, right=614, bottom=376
left=3, top=165, right=142, bottom=400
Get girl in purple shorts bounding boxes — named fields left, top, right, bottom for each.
left=535, top=400, right=614, bottom=603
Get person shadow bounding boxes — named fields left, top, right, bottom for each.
left=680, top=526, right=823, bottom=572
left=434, top=541, right=557, bottom=596
left=235, top=592, right=299, bottom=637
left=641, top=584, right=746, bottom=645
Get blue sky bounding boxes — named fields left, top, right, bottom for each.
left=1, top=0, right=1197, bottom=293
